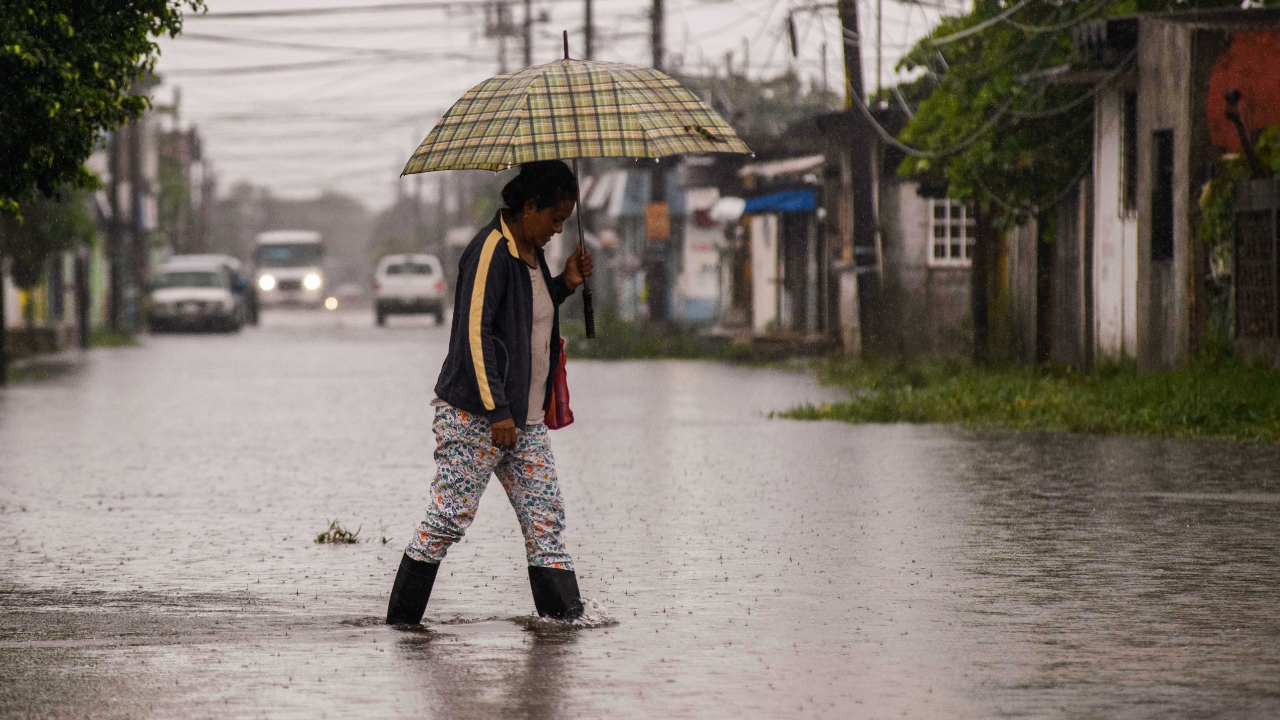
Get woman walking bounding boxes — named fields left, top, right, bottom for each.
left=386, top=160, right=593, bottom=623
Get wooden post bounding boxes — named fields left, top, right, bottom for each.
left=836, top=0, right=878, bottom=351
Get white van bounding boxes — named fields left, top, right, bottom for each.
left=255, top=230, right=325, bottom=308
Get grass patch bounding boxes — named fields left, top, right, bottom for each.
left=5, top=359, right=81, bottom=384
left=315, top=519, right=361, bottom=544
left=561, top=317, right=746, bottom=360
left=89, top=329, right=138, bottom=348
left=781, top=356, right=1280, bottom=444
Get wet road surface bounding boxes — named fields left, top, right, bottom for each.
left=2, top=309, right=1278, bottom=719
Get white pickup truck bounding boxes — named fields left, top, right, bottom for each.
left=373, top=254, right=447, bottom=326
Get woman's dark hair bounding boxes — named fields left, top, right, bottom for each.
left=501, top=160, right=578, bottom=211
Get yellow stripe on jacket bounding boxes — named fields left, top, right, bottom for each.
left=469, top=229, right=504, bottom=411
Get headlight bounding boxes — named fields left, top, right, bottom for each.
left=303, top=273, right=322, bottom=291
left=259, top=275, right=276, bottom=291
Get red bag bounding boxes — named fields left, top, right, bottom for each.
left=544, top=337, right=574, bottom=429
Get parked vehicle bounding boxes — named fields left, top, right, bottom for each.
left=373, top=254, right=446, bottom=326
left=170, top=253, right=259, bottom=324
left=148, top=259, right=246, bottom=333
left=255, top=230, right=325, bottom=308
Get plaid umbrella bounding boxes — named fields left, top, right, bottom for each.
left=402, top=58, right=751, bottom=174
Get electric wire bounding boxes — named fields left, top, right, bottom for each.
left=926, top=0, right=1033, bottom=46
left=1007, top=49, right=1135, bottom=119
left=1001, top=0, right=1112, bottom=33
left=852, top=33, right=1057, bottom=159
left=975, top=152, right=1093, bottom=215
left=177, top=32, right=492, bottom=61
left=192, top=0, right=635, bottom=20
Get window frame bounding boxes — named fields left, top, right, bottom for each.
left=927, top=198, right=976, bottom=268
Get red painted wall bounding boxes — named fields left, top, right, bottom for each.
left=1206, top=30, right=1280, bottom=151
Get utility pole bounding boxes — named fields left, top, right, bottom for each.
left=836, top=0, right=877, bottom=350
left=647, top=0, right=669, bottom=323
left=486, top=3, right=512, bottom=73
left=822, top=42, right=830, bottom=107
left=876, top=0, right=882, bottom=94
left=414, top=174, right=423, bottom=249
left=128, top=111, right=145, bottom=332
left=651, top=0, right=664, bottom=70
left=0, top=248, right=7, bottom=386
left=584, top=0, right=594, bottom=60
left=523, top=0, right=533, bottom=67
left=107, top=128, right=124, bottom=332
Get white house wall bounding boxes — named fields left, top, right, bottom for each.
left=1093, top=84, right=1139, bottom=360
left=750, top=214, right=778, bottom=332
left=679, top=188, right=721, bottom=322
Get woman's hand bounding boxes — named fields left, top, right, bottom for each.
left=562, top=247, right=594, bottom=290
left=491, top=418, right=518, bottom=449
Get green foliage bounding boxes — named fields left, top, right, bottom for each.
left=782, top=356, right=1280, bottom=444
left=893, top=0, right=1263, bottom=226
left=1, top=0, right=204, bottom=216
left=89, top=328, right=139, bottom=348
left=894, top=2, right=1097, bottom=226
left=1198, top=126, right=1280, bottom=279
left=0, top=188, right=96, bottom=289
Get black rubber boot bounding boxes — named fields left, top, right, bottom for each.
left=385, top=554, right=440, bottom=624
left=527, top=566, right=584, bottom=620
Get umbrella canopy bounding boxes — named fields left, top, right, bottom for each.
left=402, top=59, right=751, bottom=174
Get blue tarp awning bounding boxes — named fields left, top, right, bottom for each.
left=743, top=188, right=817, bottom=214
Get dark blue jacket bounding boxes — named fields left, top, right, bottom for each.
left=434, top=212, right=576, bottom=429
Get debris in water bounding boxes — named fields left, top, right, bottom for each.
left=314, top=519, right=361, bottom=544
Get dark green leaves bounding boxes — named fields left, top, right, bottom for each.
left=1, top=1, right=204, bottom=216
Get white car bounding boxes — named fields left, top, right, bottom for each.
left=374, top=254, right=447, bottom=325
left=148, top=260, right=245, bottom=333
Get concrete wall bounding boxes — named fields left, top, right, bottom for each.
left=1052, top=179, right=1095, bottom=368
left=879, top=181, right=972, bottom=357
left=1006, top=222, right=1039, bottom=363
left=1093, top=82, right=1141, bottom=361
left=1136, top=19, right=1195, bottom=368
left=750, top=214, right=779, bottom=332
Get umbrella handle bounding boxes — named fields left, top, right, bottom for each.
left=572, top=157, right=595, bottom=339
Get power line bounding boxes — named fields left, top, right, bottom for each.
left=177, top=32, right=492, bottom=61
left=192, top=0, right=632, bottom=20
left=927, top=0, right=1032, bottom=46
left=1001, top=0, right=1112, bottom=33
left=849, top=35, right=1056, bottom=159
left=165, top=59, right=370, bottom=76
left=975, top=153, right=1092, bottom=215
left=1008, top=49, right=1134, bottom=119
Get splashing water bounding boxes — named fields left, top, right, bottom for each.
left=513, top=598, right=618, bottom=632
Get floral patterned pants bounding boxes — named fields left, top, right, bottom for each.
left=405, top=406, right=574, bottom=570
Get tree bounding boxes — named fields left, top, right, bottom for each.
left=0, top=189, right=97, bottom=327
left=890, top=0, right=1265, bottom=362
left=1, top=0, right=204, bottom=217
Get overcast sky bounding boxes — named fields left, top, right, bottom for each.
left=153, top=0, right=962, bottom=211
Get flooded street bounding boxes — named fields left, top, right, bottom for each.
left=2, top=310, right=1278, bottom=719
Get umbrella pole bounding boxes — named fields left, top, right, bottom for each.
left=572, top=158, right=595, bottom=339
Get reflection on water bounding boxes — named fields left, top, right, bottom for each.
left=951, top=432, right=1280, bottom=717
left=397, top=622, right=575, bottom=720
left=2, top=313, right=1278, bottom=718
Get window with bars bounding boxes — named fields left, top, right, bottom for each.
left=929, top=199, right=975, bottom=266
